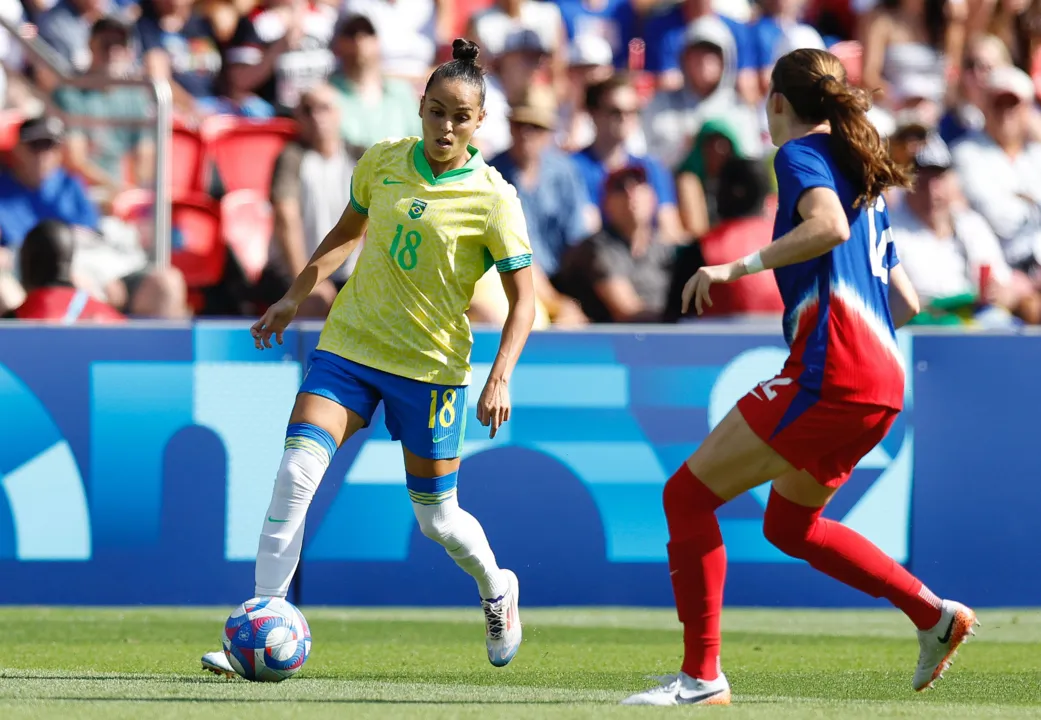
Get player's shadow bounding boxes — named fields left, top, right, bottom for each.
left=405, top=446, right=608, bottom=605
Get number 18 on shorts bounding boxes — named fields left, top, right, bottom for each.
left=299, top=351, right=468, bottom=461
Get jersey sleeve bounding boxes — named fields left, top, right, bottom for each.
left=485, top=187, right=533, bottom=273
left=774, top=142, right=836, bottom=225
left=348, top=143, right=381, bottom=216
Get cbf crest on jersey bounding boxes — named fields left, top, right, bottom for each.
left=408, top=199, right=428, bottom=220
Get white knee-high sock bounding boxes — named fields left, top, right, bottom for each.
left=409, top=472, right=509, bottom=600
left=254, top=425, right=334, bottom=597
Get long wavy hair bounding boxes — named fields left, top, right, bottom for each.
left=771, top=49, right=911, bottom=206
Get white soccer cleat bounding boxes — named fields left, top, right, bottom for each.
left=621, top=671, right=732, bottom=706
left=913, top=599, right=979, bottom=691
left=201, top=650, right=236, bottom=678
left=482, top=569, right=522, bottom=667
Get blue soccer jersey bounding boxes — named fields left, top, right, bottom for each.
left=771, top=133, right=904, bottom=410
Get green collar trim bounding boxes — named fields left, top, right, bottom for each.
left=412, top=140, right=484, bottom=185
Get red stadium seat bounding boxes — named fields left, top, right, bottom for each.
left=0, top=109, right=25, bottom=152
left=203, top=117, right=298, bottom=194
left=172, top=123, right=208, bottom=193
left=171, top=193, right=226, bottom=289
left=221, top=189, right=273, bottom=285
left=112, top=190, right=225, bottom=291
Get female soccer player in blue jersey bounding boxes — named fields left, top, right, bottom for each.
left=623, top=49, right=977, bottom=706
left=202, top=39, right=535, bottom=676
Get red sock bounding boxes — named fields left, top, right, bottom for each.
left=763, top=489, right=942, bottom=630
left=662, top=463, right=726, bottom=681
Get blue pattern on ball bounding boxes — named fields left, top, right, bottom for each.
left=223, top=597, right=312, bottom=682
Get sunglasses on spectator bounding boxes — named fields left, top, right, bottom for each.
left=509, top=120, right=551, bottom=132
left=600, top=105, right=638, bottom=119
left=963, top=58, right=993, bottom=73
left=300, top=102, right=333, bottom=116
left=26, top=140, right=59, bottom=152
left=606, top=171, right=648, bottom=192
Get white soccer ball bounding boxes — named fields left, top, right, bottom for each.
left=222, top=596, right=312, bottom=682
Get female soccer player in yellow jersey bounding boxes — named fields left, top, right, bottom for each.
left=201, top=39, right=536, bottom=676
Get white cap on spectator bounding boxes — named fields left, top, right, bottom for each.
left=890, top=73, right=945, bottom=103
left=771, top=24, right=826, bottom=65
left=226, top=46, right=263, bottom=66
left=914, top=133, right=952, bottom=171
left=569, top=34, right=613, bottom=68
left=502, top=27, right=551, bottom=56
left=987, top=65, right=1034, bottom=101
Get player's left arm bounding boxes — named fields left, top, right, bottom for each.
left=888, top=263, right=921, bottom=328
left=477, top=191, right=537, bottom=438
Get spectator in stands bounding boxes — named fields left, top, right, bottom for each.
left=210, top=49, right=277, bottom=118
left=558, top=33, right=616, bottom=151
left=343, top=0, right=437, bottom=85
left=136, top=0, right=223, bottom=118
left=639, top=0, right=759, bottom=102
left=572, top=75, right=684, bottom=243
left=479, top=27, right=552, bottom=159
left=940, top=34, right=1011, bottom=145
left=749, top=0, right=826, bottom=95
left=56, top=17, right=154, bottom=203
left=36, top=0, right=105, bottom=78
left=556, top=165, right=675, bottom=323
left=488, top=84, right=589, bottom=324
left=859, top=0, right=963, bottom=107
left=0, top=116, right=99, bottom=254
left=258, top=83, right=356, bottom=317
left=555, top=0, right=635, bottom=66
left=642, top=16, right=761, bottom=172
left=675, top=116, right=748, bottom=238
left=887, top=109, right=931, bottom=169
left=680, top=156, right=784, bottom=320
left=2, top=220, right=124, bottom=321
left=952, top=66, right=1041, bottom=276
left=225, top=0, right=336, bottom=114
left=892, top=133, right=1041, bottom=323
left=468, top=0, right=566, bottom=80
left=328, top=14, right=420, bottom=156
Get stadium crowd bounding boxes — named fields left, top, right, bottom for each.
left=1, top=0, right=1041, bottom=325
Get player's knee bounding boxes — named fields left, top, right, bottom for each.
left=407, top=470, right=459, bottom=545
left=762, top=495, right=814, bottom=558
left=414, top=507, right=454, bottom=545
left=662, top=465, right=713, bottom=529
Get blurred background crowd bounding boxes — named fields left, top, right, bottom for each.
left=1, top=0, right=1041, bottom=327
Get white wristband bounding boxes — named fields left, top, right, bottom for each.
left=741, top=251, right=765, bottom=275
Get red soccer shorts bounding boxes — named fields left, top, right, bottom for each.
left=736, top=373, right=899, bottom=488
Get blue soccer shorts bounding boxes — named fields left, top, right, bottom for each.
left=299, top=350, right=467, bottom=460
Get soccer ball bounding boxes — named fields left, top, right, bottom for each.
left=222, top=596, right=311, bottom=682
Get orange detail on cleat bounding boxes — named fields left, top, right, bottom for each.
left=916, top=606, right=977, bottom=693
left=703, top=688, right=732, bottom=705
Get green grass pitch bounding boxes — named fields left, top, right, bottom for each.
left=1, top=607, right=1039, bottom=719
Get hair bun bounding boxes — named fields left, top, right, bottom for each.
left=452, top=38, right=480, bottom=64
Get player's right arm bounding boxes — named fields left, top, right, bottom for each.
left=252, top=144, right=379, bottom=349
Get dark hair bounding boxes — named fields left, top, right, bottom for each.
left=585, top=74, right=632, bottom=112
left=20, top=220, right=74, bottom=290
left=771, top=49, right=911, bottom=206
left=717, top=157, right=768, bottom=219
left=425, top=39, right=486, bottom=107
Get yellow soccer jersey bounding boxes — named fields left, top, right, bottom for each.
left=316, top=137, right=533, bottom=386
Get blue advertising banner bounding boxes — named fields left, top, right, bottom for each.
left=0, top=323, right=1025, bottom=607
